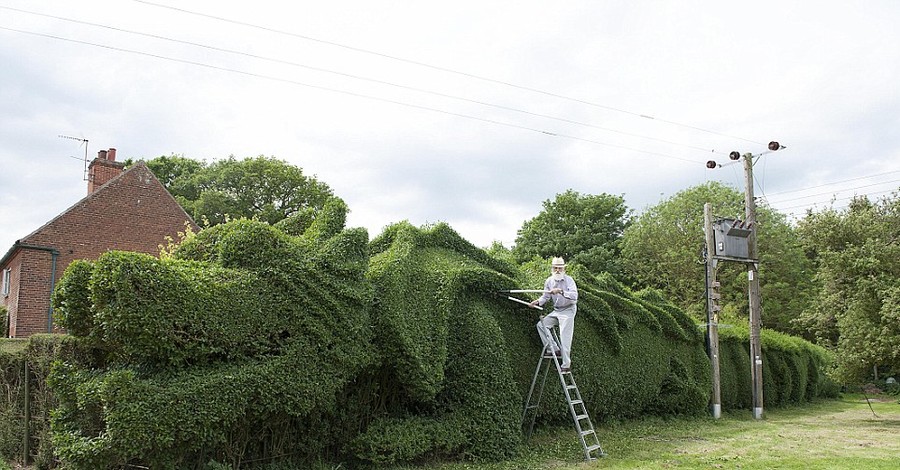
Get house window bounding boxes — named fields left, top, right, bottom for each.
left=1, top=268, right=9, bottom=297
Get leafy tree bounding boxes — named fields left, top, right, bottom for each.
left=795, top=194, right=900, bottom=382
left=513, top=190, right=630, bottom=276
left=144, top=154, right=204, bottom=191
left=620, top=181, right=814, bottom=334
left=146, top=155, right=333, bottom=226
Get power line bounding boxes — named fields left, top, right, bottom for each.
left=764, top=179, right=900, bottom=205
left=0, top=25, right=703, bottom=164
left=131, top=0, right=767, bottom=148
left=764, top=169, right=900, bottom=197
left=0, top=5, right=726, bottom=157
left=774, top=188, right=898, bottom=212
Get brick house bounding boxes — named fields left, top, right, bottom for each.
left=1, top=148, right=198, bottom=338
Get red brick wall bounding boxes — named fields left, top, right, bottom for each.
left=2, top=251, right=22, bottom=337
left=9, top=250, right=55, bottom=337
left=6, top=162, right=198, bottom=338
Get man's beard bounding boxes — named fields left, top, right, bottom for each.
left=552, top=272, right=564, bottom=281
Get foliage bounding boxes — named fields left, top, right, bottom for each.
left=49, top=217, right=374, bottom=469
left=354, top=222, right=522, bottom=463
left=145, top=154, right=334, bottom=226
left=0, top=335, right=71, bottom=468
left=512, top=190, right=631, bottom=277
left=795, top=193, right=900, bottom=382
left=144, top=154, right=204, bottom=190
left=619, top=181, right=815, bottom=334
left=11, top=216, right=833, bottom=468
left=0, top=340, right=24, bottom=463
left=1, top=306, right=7, bottom=337
left=385, top=396, right=900, bottom=470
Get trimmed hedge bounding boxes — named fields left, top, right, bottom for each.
left=2, top=217, right=835, bottom=468
left=49, top=214, right=375, bottom=469
left=352, top=222, right=522, bottom=463
left=717, top=326, right=836, bottom=409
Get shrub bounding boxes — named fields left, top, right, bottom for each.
left=50, top=219, right=374, bottom=469
left=34, top=218, right=835, bottom=468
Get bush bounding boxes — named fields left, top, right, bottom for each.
left=1, top=306, right=8, bottom=338
left=30, top=219, right=835, bottom=468
left=50, top=219, right=374, bottom=469
left=0, top=339, right=25, bottom=462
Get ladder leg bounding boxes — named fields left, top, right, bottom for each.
left=522, top=353, right=554, bottom=439
left=525, top=328, right=606, bottom=460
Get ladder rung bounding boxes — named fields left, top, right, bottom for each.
left=576, top=414, right=589, bottom=420
left=587, top=444, right=604, bottom=452
left=581, top=430, right=595, bottom=437
left=570, top=399, right=583, bottom=405
left=566, top=384, right=577, bottom=390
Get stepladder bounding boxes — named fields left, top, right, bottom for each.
left=521, top=328, right=605, bottom=461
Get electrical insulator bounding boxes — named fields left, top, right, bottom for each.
left=768, top=141, right=783, bottom=151
left=729, top=151, right=741, bottom=160
left=706, top=160, right=718, bottom=169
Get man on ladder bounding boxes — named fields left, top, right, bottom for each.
left=530, top=257, right=578, bottom=373
left=518, top=257, right=604, bottom=460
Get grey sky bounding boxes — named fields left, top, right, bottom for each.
left=2, top=0, right=899, bottom=254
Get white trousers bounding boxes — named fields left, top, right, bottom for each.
left=536, top=304, right=576, bottom=368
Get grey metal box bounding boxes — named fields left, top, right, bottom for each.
left=712, top=218, right=752, bottom=260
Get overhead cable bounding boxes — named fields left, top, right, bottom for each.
left=131, top=0, right=766, bottom=147
left=0, top=5, right=725, bottom=157
left=0, top=25, right=703, bottom=164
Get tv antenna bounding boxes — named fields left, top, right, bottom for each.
left=59, top=134, right=90, bottom=181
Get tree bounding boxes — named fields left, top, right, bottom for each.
left=145, top=154, right=204, bottom=191
left=796, top=194, right=900, bottom=382
left=512, top=190, right=630, bottom=276
left=620, top=181, right=814, bottom=334
left=146, top=155, right=334, bottom=226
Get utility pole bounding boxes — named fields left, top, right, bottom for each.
left=743, top=153, right=764, bottom=420
left=706, top=141, right=783, bottom=420
left=703, top=203, right=722, bottom=419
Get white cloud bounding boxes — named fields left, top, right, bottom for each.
left=2, top=0, right=900, bottom=254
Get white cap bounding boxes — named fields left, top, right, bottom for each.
left=551, top=257, right=566, bottom=267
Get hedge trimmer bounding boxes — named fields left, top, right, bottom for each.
left=496, top=289, right=547, bottom=310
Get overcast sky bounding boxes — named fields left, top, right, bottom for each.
left=2, top=1, right=899, bottom=254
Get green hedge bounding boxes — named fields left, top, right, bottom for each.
left=0, top=335, right=70, bottom=469
left=352, top=222, right=522, bottom=463
left=0, top=339, right=25, bottom=463
left=717, top=326, right=835, bottom=409
left=49, top=214, right=375, bottom=469
left=2, top=217, right=835, bottom=468
left=1, top=306, right=8, bottom=337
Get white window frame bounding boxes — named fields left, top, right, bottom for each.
left=1, top=268, right=10, bottom=297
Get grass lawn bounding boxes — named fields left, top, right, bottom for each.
left=386, top=394, right=900, bottom=470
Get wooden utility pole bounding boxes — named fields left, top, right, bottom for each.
left=703, top=203, right=722, bottom=419
left=743, top=153, right=764, bottom=420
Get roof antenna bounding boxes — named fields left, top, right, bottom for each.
left=59, top=134, right=90, bottom=181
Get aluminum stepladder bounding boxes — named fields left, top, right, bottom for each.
left=521, top=328, right=605, bottom=461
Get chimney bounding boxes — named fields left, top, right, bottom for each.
left=88, top=147, right=126, bottom=194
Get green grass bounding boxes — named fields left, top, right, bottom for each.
left=382, top=395, right=900, bottom=470
left=3, top=394, right=897, bottom=469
